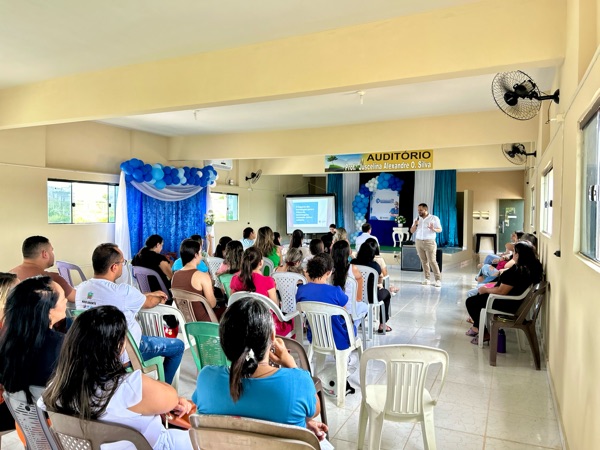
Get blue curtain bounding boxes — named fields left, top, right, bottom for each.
left=433, top=170, right=459, bottom=247
left=326, top=174, right=344, bottom=228
left=126, top=181, right=207, bottom=255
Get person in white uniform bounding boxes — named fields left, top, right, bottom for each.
left=410, top=203, right=442, bottom=287
left=41, top=306, right=193, bottom=450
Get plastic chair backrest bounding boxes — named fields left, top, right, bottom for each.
left=205, top=257, right=224, bottom=289
left=124, top=330, right=165, bottom=382
left=137, top=304, right=189, bottom=346
left=131, top=266, right=169, bottom=295
left=189, top=414, right=320, bottom=450
left=279, top=337, right=311, bottom=371
left=171, top=288, right=219, bottom=323
left=296, top=301, right=357, bottom=352
left=185, top=321, right=229, bottom=372
left=353, top=264, right=379, bottom=304
left=2, top=386, right=60, bottom=450
left=360, top=344, right=448, bottom=417
left=343, top=277, right=363, bottom=318
left=218, top=273, right=234, bottom=298
left=262, top=258, right=275, bottom=276
left=56, top=260, right=87, bottom=287
left=272, top=272, right=306, bottom=314
left=228, top=291, right=290, bottom=323
left=513, top=282, right=548, bottom=324
left=47, top=410, right=153, bottom=450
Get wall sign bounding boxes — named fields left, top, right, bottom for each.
left=325, top=150, right=434, bottom=173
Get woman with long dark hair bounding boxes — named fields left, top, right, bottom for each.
left=331, top=241, right=367, bottom=326
left=132, top=234, right=172, bottom=291
left=0, top=276, right=67, bottom=404
left=351, top=238, right=392, bottom=333
left=465, top=240, right=543, bottom=343
left=42, top=306, right=193, bottom=450
left=193, top=298, right=327, bottom=440
left=217, top=240, right=244, bottom=275
left=214, top=236, right=233, bottom=259
left=288, top=229, right=309, bottom=259
left=230, top=248, right=293, bottom=337
left=254, top=226, right=282, bottom=268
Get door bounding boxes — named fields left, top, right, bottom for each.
left=498, top=199, right=524, bottom=250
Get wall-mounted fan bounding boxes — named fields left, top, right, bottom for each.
left=492, top=71, right=559, bottom=120
left=502, top=143, right=536, bottom=165
left=245, top=169, right=262, bottom=190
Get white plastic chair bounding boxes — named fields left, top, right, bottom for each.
left=56, top=260, right=87, bottom=287
left=136, top=304, right=189, bottom=389
left=354, top=265, right=386, bottom=339
left=478, top=285, right=533, bottom=348
left=272, top=272, right=307, bottom=341
left=228, top=291, right=299, bottom=339
left=2, top=386, right=61, bottom=450
left=205, top=257, right=224, bottom=290
left=345, top=277, right=367, bottom=346
left=358, top=345, right=448, bottom=450
left=262, top=257, right=275, bottom=276
left=296, top=301, right=363, bottom=407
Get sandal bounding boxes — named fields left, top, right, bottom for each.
left=465, top=328, right=478, bottom=337
left=377, top=325, right=392, bottom=333
left=466, top=317, right=474, bottom=324
left=470, top=335, right=490, bottom=345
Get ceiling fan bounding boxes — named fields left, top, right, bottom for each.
left=492, top=70, right=559, bottom=120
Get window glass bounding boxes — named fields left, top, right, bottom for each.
left=581, top=111, right=600, bottom=262
left=541, top=168, right=553, bottom=235
left=47, top=180, right=117, bottom=224
left=210, top=192, right=239, bottom=222
left=48, top=181, right=72, bottom=224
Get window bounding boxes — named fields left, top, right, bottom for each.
left=48, top=180, right=118, bottom=224
left=530, top=186, right=535, bottom=231
left=541, top=168, right=553, bottom=235
left=581, top=109, right=600, bottom=263
left=210, top=192, right=239, bottom=222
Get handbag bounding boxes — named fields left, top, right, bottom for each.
left=162, top=404, right=196, bottom=430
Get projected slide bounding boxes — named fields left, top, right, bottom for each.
left=286, top=195, right=336, bottom=234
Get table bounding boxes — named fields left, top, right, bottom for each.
left=392, top=227, right=410, bottom=247
left=475, top=233, right=497, bottom=254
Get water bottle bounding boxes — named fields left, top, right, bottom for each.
left=497, top=329, right=506, bottom=353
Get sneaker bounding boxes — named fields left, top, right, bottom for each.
left=345, top=381, right=356, bottom=396
left=421, top=279, right=431, bottom=285
left=434, top=280, right=442, bottom=287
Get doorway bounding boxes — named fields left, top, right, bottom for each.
left=498, top=199, right=524, bottom=249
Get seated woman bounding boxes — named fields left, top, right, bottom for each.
left=273, top=232, right=282, bottom=247
left=481, top=230, right=524, bottom=266
left=132, top=234, right=172, bottom=292
left=171, top=239, right=226, bottom=321
left=275, top=247, right=305, bottom=275
left=254, top=226, right=282, bottom=270
left=193, top=298, right=327, bottom=440
left=288, top=229, right=310, bottom=259
left=351, top=238, right=392, bottom=333
left=42, top=306, right=193, bottom=450
left=230, top=248, right=293, bottom=337
left=214, top=236, right=232, bottom=259
left=465, top=240, right=543, bottom=343
left=0, top=273, right=19, bottom=433
left=172, top=234, right=211, bottom=273
left=216, top=240, right=243, bottom=276
left=0, top=276, right=67, bottom=401
left=331, top=241, right=367, bottom=327
left=333, top=227, right=350, bottom=245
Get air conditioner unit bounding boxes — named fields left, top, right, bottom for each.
left=205, top=159, right=233, bottom=171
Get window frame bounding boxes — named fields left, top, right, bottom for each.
left=210, top=191, right=239, bottom=222
left=47, top=179, right=118, bottom=225
left=540, top=166, right=553, bottom=236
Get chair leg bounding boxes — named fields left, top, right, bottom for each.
left=314, top=353, right=326, bottom=377
left=360, top=317, right=367, bottom=347
left=335, top=350, right=349, bottom=407
left=367, top=410, right=385, bottom=450
left=525, top=325, right=541, bottom=370
left=317, top=389, right=329, bottom=439
left=422, top=407, right=437, bottom=450
left=489, top=321, right=500, bottom=367
left=516, top=328, right=525, bottom=352
left=367, top=306, right=374, bottom=341
left=478, top=309, right=487, bottom=348
left=357, top=403, right=368, bottom=450
left=293, top=315, right=304, bottom=344
left=380, top=303, right=386, bottom=335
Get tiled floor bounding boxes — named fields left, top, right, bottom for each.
left=1, top=258, right=563, bottom=450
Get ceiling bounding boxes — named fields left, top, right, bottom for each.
left=1, top=0, right=557, bottom=137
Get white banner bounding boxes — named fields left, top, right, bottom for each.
left=369, top=189, right=399, bottom=221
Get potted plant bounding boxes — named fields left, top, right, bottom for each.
left=205, top=210, right=215, bottom=233
left=395, top=215, right=406, bottom=226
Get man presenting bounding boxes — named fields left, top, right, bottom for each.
left=76, top=243, right=184, bottom=385
left=410, top=203, right=442, bottom=287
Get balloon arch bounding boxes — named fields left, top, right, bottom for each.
left=350, top=172, right=404, bottom=242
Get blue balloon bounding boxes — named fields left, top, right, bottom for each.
left=155, top=179, right=166, bottom=190
left=143, top=164, right=152, bottom=174
left=120, top=162, right=132, bottom=175
left=151, top=168, right=164, bottom=180
left=143, top=173, right=152, bottom=182
left=125, top=174, right=133, bottom=183
left=172, top=177, right=180, bottom=185
left=153, top=163, right=163, bottom=169
left=163, top=167, right=171, bottom=175
left=164, top=176, right=172, bottom=185
left=130, top=159, right=142, bottom=169
left=132, top=169, right=143, bottom=182
left=190, top=168, right=198, bottom=177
